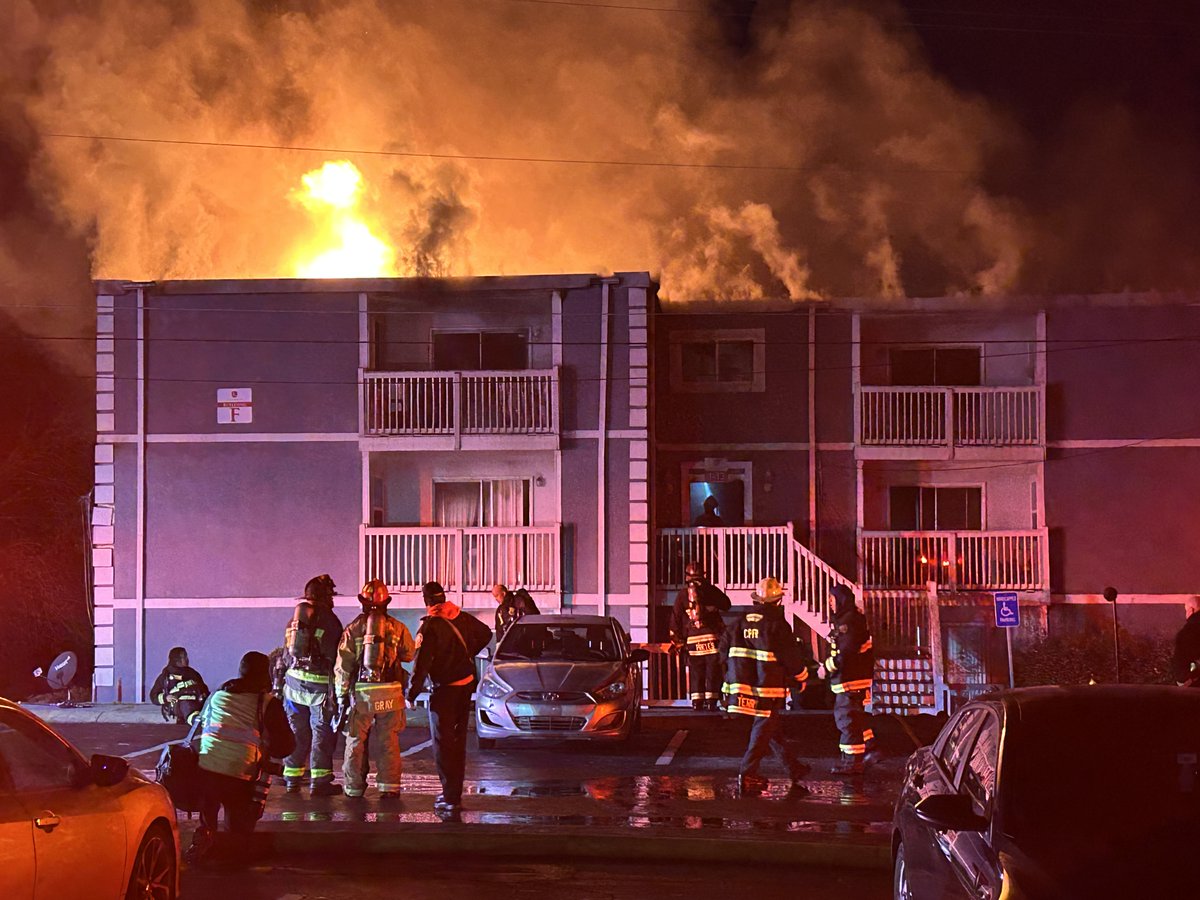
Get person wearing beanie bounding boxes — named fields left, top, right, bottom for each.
left=720, top=576, right=813, bottom=796
left=406, top=581, right=492, bottom=814
left=818, top=583, right=880, bottom=774
left=187, top=651, right=295, bottom=862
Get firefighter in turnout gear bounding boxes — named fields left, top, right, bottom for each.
left=150, top=646, right=209, bottom=726
left=671, top=561, right=731, bottom=710
left=721, top=576, right=813, bottom=796
left=279, top=574, right=344, bottom=796
left=819, top=583, right=880, bottom=774
left=334, top=579, right=416, bottom=799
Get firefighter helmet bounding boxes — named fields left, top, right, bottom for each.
left=304, top=574, right=337, bottom=605
left=684, top=561, right=706, bottom=584
left=751, top=577, right=785, bottom=604
left=358, top=579, right=390, bottom=610
left=830, top=583, right=856, bottom=613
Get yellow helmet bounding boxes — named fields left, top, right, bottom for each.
left=358, top=579, right=390, bottom=610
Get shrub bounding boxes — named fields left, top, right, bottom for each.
left=1014, top=627, right=1174, bottom=687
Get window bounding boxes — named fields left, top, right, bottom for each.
left=432, top=331, right=528, bottom=371
left=498, top=623, right=621, bottom=662
left=936, top=708, right=984, bottom=778
left=960, top=715, right=1000, bottom=817
left=670, top=329, right=766, bottom=393
left=889, top=486, right=982, bottom=530
left=433, top=479, right=530, bottom=527
left=890, top=347, right=981, bottom=386
left=0, top=714, right=83, bottom=793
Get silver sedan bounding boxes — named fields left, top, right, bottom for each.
left=475, top=615, right=648, bottom=747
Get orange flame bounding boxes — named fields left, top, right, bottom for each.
left=291, top=161, right=394, bottom=278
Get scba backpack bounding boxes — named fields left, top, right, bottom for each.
left=156, top=713, right=204, bottom=814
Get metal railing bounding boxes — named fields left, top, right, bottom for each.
left=859, top=529, right=1048, bottom=591
left=654, top=525, right=794, bottom=592
left=362, top=369, right=559, bottom=438
left=859, top=386, right=1042, bottom=447
left=362, top=525, right=560, bottom=595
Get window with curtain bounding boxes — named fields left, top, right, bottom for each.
left=433, top=480, right=530, bottom=526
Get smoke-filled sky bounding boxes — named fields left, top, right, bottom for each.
left=4, top=0, right=1200, bottom=350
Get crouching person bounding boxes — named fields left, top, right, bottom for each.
left=186, top=651, right=295, bottom=863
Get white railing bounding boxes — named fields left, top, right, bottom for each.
left=654, top=526, right=794, bottom=592
left=362, top=369, right=558, bottom=438
left=859, top=529, right=1048, bottom=591
left=859, top=386, right=1042, bottom=447
left=363, top=525, right=560, bottom=594
left=787, top=533, right=858, bottom=636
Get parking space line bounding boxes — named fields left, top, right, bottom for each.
left=655, top=729, right=688, bottom=766
left=402, top=739, right=433, bottom=757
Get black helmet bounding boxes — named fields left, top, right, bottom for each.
left=684, top=561, right=706, bottom=584
left=304, top=574, right=337, bottom=605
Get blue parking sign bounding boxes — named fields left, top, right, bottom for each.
left=994, top=592, right=1020, bottom=628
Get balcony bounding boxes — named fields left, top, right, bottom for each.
left=654, top=526, right=795, bottom=600
left=361, top=369, right=559, bottom=449
left=859, top=529, right=1048, bottom=592
left=362, top=525, right=560, bottom=606
left=858, top=386, right=1043, bottom=459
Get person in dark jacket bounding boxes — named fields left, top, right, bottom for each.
left=149, top=646, right=208, bottom=726
left=186, top=651, right=295, bottom=862
left=278, top=574, right=344, bottom=796
left=819, top=584, right=880, bottom=774
left=1171, top=596, right=1200, bottom=686
left=693, top=495, right=724, bottom=527
left=407, top=581, right=492, bottom=814
left=721, top=576, right=813, bottom=796
left=492, top=583, right=540, bottom=644
left=671, top=562, right=731, bottom=710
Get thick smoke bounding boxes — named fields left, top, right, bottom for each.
left=3, top=0, right=1198, bottom=308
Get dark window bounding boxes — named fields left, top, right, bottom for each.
left=0, top=714, right=82, bottom=793
left=889, top=486, right=982, bottom=530
left=936, top=708, right=984, bottom=778
left=960, top=715, right=999, bottom=816
left=890, top=347, right=981, bottom=386
left=432, top=332, right=528, bottom=371
left=681, top=340, right=754, bottom=384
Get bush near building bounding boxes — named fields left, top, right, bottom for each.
left=1014, top=627, right=1174, bottom=686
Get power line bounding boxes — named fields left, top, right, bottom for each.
left=38, top=131, right=974, bottom=176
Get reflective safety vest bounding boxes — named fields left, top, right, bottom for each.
left=198, top=691, right=265, bottom=780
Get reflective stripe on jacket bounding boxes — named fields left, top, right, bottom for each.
left=720, top=604, right=810, bottom=718
left=198, top=690, right=265, bottom=780
left=283, top=667, right=332, bottom=706
left=825, top=608, right=875, bottom=694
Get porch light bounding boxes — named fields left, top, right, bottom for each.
left=919, top=556, right=928, bottom=564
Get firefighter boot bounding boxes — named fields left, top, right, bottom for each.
left=831, top=752, right=866, bottom=775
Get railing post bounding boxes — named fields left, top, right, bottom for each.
left=944, top=387, right=955, bottom=449
left=456, top=528, right=466, bottom=604
left=948, top=532, right=959, bottom=589
left=716, top=530, right=727, bottom=591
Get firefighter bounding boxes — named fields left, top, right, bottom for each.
left=407, top=581, right=493, bottom=814
left=150, top=646, right=209, bottom=727
left=278, top=574, right=344, bottom=796
left=186, top=651, right=295, bottom=862
left=333, top=579, right=416, bottom=800
left=671, top=561, right=731, bottom=710
left=1171, top=595, right=1200, bottom=686
left=721, top=576, right=813, bottom=796
left=493, top=583, right=540, bottom=644
left=819, top=583, right=881, bottom=774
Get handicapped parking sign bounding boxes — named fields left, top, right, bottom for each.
left=994, top=592, right=1020, bottom=628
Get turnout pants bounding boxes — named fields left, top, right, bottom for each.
left=687, top=651, right=722, bottom=705
left=283, top=697, right=337, bottom=787
left=834, top=689, right=874, bottom=756
left=740, top=711, right=805, bottom=779
left=429, top=683, right=473, bottom=804
left=343, top=706, right=406, bottom=796
left=198, top=769, right=259, bottom=835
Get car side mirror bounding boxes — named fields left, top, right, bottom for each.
left=90, top=753, right=130, bottom=788
left=628, top=648, right=650, bottom=664
left=913, top=794, right=988, bottom=832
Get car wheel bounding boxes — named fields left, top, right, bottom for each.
left=893, top=841, right=913, bottom=900
left=126, top=825, right=176, bottom=900
left=478, top=738, right=497, bottom=750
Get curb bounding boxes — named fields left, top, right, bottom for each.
left=219, top=823, right=891, bottom=871
left=19, top=703, right=169, bottom=724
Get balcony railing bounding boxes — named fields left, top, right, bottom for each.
left=362, top=525, right=560, bottom=596
left=655, top=526, right=794, bottom=593
left=362, top=369, right=559, bottom=439
left=859, top=386, right=1043, bottom=447
left=859, top=529, right=1048, bottom=591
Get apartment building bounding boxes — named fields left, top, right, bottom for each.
left=90, top=274, right=651, bottom=702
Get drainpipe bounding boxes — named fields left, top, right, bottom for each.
left=135, top=285, right=147, bottom=701
left=597, top=278, right=616, bottom=615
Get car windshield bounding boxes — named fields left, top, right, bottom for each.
left=1001, top=693, right=1200, bottom=859
left=497, top=623, right=620, bottom=662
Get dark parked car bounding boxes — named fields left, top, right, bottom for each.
left=891, top=685, right=1200, bottom=900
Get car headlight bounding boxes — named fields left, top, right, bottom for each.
left=479, top=675, right=511, bottom=699
left=593, top=681, right=628, bottom=701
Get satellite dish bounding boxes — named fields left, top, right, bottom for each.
left=45, top=652, right=86, bottom=708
